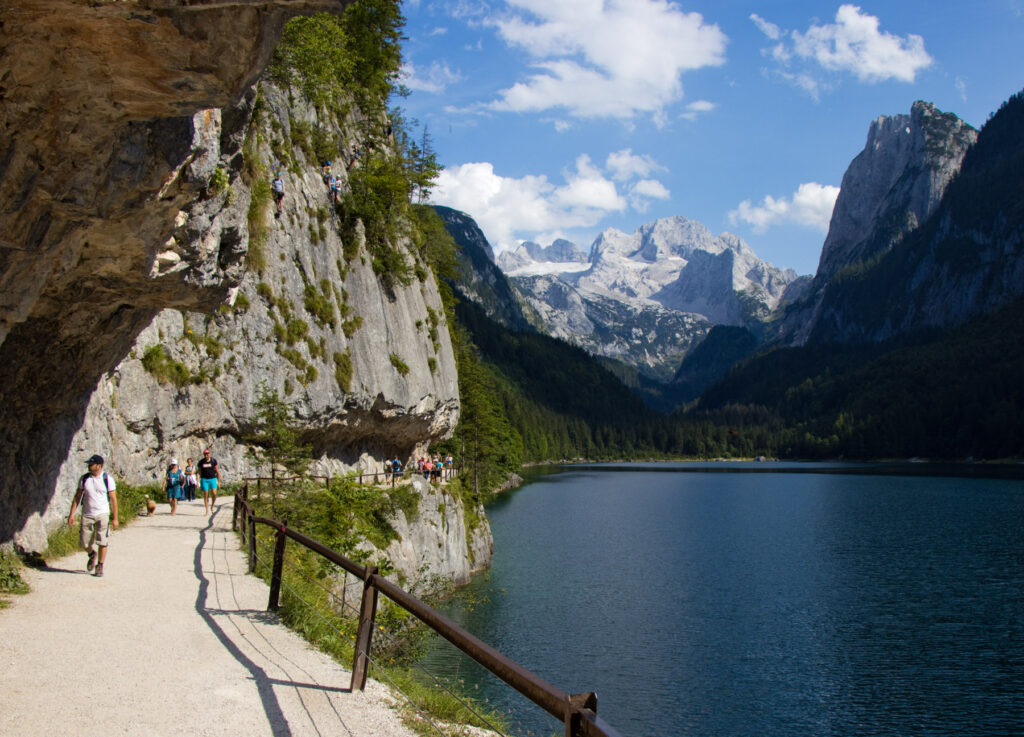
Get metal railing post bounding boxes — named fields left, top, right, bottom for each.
left=350, top=565, right=380, bottom=692
left=248, top=514, right=257, bottom=573
left=268, top=521, right=288, bottom=611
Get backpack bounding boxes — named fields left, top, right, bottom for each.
left=79, top=472, right=110, bottom=493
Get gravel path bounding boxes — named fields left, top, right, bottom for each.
left=0, top=499, right=425, bottom=737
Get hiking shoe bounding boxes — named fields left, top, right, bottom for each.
left=93, top=563, right=103, bottom=577
left=87, top=550, right=96, bottom=572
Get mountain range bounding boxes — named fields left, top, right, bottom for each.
left=496, top=216, right=804, bottom=382
left=441, top=90, right=1024, bottom=437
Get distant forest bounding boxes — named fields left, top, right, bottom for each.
left=445, top=293, right=1024, bottom=468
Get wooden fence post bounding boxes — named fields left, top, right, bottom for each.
left=350, top=565, right=380, bottom=692
left=268, top=522, right=288, bottom=611
left=565, top=693, right=598, bottom=737
left=248, top=515, right=257, bottom=573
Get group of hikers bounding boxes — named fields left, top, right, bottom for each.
left=266, top=113, right=397, bottom=222
left=413, top=454, right=455, bottom=482
left=379, top=454, right=456, bottom=483
left=66, top=449, right=222, bottom=578
left=66, top=443, right=454, bottom=579
left=160, top=449, right=222, bottom=516
left=269, top=141, right=369, bottom=220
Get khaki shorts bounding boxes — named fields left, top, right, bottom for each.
left=80, top=514, right=110, bottom=548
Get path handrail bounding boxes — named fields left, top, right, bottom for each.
left=233, top=484, right=621, bottom=737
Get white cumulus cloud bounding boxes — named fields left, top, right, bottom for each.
left=430, top=150, right=671, bottom=251
left=750, top=13, right=781, bottom=41
left=680, top=99, right=716, bottom=121
left=754, top=5, right=933, bottom=96
left=400, top=61, right=464, bottom=94
left=482, top=0, right=727, bottom=120
left=605, top=149, right=665, bottom=182
left=628, top=179, right=671, bottom=212
left=729, top=182, right=840, bottom=234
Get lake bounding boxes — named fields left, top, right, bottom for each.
left=419, top=462, right=1024, bottom=737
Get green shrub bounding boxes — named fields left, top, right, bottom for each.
left=342, top=315, right=363, bottom=338
left=141, top=345, right=192, bottom=387
left=389, top=353, right=410, bottom=376
left=304, top=284, right=336, bottom=327
left=0, top=548, right=28, bottom=602
left=334, top=350, right=353, bottom=391
left=285, top=319, right=309, bottom=345
left=208, top=165, right=230, bottom=196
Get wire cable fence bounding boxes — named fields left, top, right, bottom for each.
left=234, top=483, right=623, bottom=737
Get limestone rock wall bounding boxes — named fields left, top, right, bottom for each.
left=1, top=2, right=488, bottom=586
left=14, top=79, right=464, bottom=562
left=382, top=477, right=493, bottom=587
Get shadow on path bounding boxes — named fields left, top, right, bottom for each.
left=193, top=509, right=292, bottom=737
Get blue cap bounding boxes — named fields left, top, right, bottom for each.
left=87, top=454, right=104, bottom=465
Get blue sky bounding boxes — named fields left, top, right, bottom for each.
left=398, top=1, right=1023, bottom=275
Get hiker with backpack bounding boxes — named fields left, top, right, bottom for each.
left=66, top=454, right=118, bottom=578
left=271, top=173, right=284, bottom=217
left=163, top=459, right=184, bottom=515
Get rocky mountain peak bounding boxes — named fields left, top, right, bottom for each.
left=815, top=100, right=977, bottom=282
left=779, top=100, right=979, bottom=345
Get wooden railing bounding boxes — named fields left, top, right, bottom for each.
left=233, top=483, right=622, bottom=737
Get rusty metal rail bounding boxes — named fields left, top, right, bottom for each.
left=233, top=484, right=621, bottom=737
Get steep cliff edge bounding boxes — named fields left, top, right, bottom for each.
left=0, top=3, right=491, bottom=582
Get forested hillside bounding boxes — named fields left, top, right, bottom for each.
left=697, top=295, right=1024, bottom=459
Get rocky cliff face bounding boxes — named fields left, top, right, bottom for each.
left=782, top=101, right=977, bottom=344
left=1, top=2, right=490, bottom=584
left=0, top=0, right=350, bottom=549
left=803, top=91, right=1024, bottom=344
left=433, top=206, right=538, bottom=333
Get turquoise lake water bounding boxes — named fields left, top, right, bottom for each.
left=419, top=462, right=1024, bottom=737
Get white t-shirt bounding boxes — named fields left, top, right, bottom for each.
left=80, top=473, right=116, bottom=517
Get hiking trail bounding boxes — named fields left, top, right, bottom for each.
left=0, top=500, right=428, bottom=737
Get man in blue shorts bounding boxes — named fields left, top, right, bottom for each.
left=197, top=448, right=221, bottom=514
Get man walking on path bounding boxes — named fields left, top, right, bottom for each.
left=67, top=454, right=118, bottom=577
left=198, top=448, right=221, bottom=514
